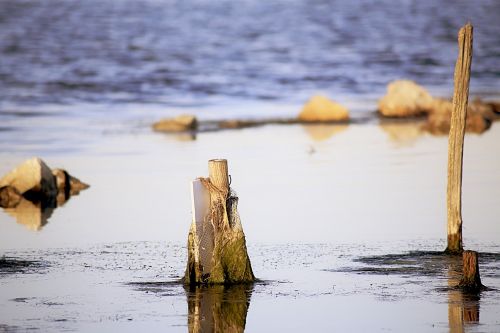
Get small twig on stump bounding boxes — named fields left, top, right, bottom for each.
left=458, top=250, right=483, bottom=293
left=445, top=23, right=473, bottom=254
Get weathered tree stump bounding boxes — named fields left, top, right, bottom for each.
left=184, top=159, right=255, bottom=285
left=458, top=250, right=483, bottom=293
left=445, top=23, right=473, bottom=254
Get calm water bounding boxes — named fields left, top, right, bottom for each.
left=1, top=122, right=500, bottom=331
left=1, top=0, right=500, bottom=331
left=1, top=241, right=500, bottom=332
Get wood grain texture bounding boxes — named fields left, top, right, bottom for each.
left=459, top=250, right=483, bottom=292
left=446, top=23, right=473, bottom=254
left=209, top=159, right=229, bottom=196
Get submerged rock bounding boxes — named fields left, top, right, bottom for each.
left=378, top=80, right=434, bottom=117
left=152, top=114, right=198, bottom=132
left=423, top=98, right=494, bottom=135
left=487, top=101, right=500, bottom=114
left=299, top=95, right=349, bottom=122
left=378, top=80, right=499, bottom=135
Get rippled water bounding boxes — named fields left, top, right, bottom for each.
left=0, top=0, right=499, bottom=110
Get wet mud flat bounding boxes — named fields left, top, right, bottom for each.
left=0, top=257, right=46, bottom=276
left=1, top=241, right=500, bottom=332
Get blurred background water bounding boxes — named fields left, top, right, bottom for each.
left=0, top=0, right=499, bottom=111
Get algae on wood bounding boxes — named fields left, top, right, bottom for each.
left=184, top=159, right=255, bottom=285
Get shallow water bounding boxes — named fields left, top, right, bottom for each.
left=1, top=0, right=500, bottom=331
left=1, top=241, right=500, bottom=332
left=1, top=121, right=500, bottom=331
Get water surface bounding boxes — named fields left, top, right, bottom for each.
left=1, top=122, right=500, bottom=331
left=1, top=0, right=499, bottom=110
left=1, top=0, right=500, bottom=331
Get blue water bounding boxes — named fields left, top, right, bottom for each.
left=0, top=0, right=499, bottom=110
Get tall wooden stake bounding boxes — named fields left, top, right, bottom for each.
left=446, top=23, right=473, bottom=254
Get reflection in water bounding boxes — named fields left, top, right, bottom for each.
left=169, top=132, right=196, bottom=142
left=1, top=190, right=82, bottom=231
left=3, top=198, right=54, bottom=231
left=302, top=124, right=348, bottom=141
left=447, top=257, right=480, bottom=333
left=175, top=133, right=197, bottom=142
left=379, top=122, right=424, bottom=147
left=185, top=284, right=253, bottom=333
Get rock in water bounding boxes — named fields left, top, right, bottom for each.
left=0, top=158, right=90, bottom=209
left=299, top=95, right=349, bottom=122
left=153, top=114, right=198, bottom=132
left=52, top=169, right=90, bottom=196
left=424, top=98, right=493, bottom=135
left=184, top=178, right=255, bottom=285
left=52, top=168, right=90, bottom=206
left=378, top=80, right=434, bottom=117
left=0, top=158, right=57, bottom=201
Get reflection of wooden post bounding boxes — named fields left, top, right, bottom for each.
left=186, top=285, right=251, bottom=333
left=462, top=299, right=480, bottom=323
left=447, top=258, right=464, bottom=333
left=459, top=250, right=483, bottom=292
left=208, top=159, right=229, bottom=195
left=447, top=254, right=481, bottom=332
left=446, top=23, right=473, bottom=254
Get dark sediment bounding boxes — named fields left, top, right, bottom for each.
left=0, top=257, right=46, bottom=276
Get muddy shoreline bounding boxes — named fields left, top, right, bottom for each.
left=1, top=241, right=500, bottom=331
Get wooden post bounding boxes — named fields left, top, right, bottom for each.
left=446, top=23, right=473, bottom=254
left=459, top=250, right=483, bottom=292
left=208, top=159, right=230, bottom=195
left=184, top=159, right=255, bottom=285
